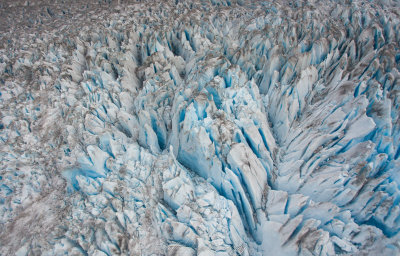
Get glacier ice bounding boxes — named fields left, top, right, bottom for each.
left=1, top=0, right=400, bottom=255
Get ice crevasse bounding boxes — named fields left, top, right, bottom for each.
left=1, top=0, right=400, bottom=255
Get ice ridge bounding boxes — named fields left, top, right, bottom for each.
left=1, top=0, right=400, bottom=255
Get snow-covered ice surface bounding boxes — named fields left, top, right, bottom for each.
left=1, top=0, right=400, bottom=255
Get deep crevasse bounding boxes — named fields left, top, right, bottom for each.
left=1, top=0, right=400, bottom=255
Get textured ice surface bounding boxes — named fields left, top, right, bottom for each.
left=1, top=0, right=400, bottom=255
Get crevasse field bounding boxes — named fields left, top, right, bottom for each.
left=1, top=0, right=400, bottom=255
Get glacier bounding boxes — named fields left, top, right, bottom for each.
left=1, top=0, right=400, bottom=255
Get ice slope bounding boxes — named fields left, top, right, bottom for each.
left=1, top=0, right=400, bottom=255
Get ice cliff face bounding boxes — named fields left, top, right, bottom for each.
left=1, top=0, right=400, bottom=255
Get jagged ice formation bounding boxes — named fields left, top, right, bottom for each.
left=1, top=0, right=400, bottom=255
